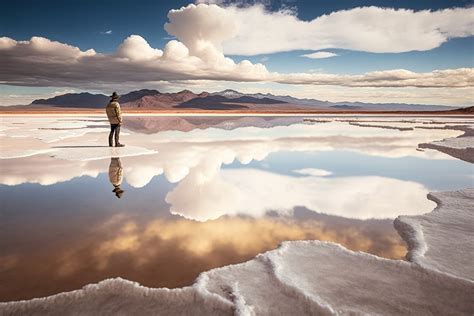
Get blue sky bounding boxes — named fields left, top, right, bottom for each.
left=0, top=0, right=473, bottom=105
left=233, top=38, right=474, bottom=74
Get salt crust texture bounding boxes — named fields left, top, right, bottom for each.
left=395, top=190, right=474, bottom=281
left=1, top=189, right=473, bottom=315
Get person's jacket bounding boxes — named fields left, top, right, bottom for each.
left=109, top=158, right=123, bottom=186
left=106, top=101, right=122, bottom=124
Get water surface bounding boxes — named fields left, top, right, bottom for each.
left=1, top=115, right=472, bottom=301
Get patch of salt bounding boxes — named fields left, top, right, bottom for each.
left=50, top=145, right=157, bottom=161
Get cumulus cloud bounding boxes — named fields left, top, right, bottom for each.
left=219, top=5, right=474, bottom=55
left=165, top=3, right=238, bottom=60
left=117, top=35, right=163, bottom=61
left=0, top=34, right=269, bottom=88
left=301, top=52, right=338, bottom=59
left=0, top=3, right=473, bottom=93
left=0, top=35, right=472, bottom=89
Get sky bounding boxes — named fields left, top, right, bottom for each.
left=0, top=0, right=473, bottom=106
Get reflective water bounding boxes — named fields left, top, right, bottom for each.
left=0, top=115, right=472, bottom=301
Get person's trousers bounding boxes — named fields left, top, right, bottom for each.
left=109, top=124, right=121, bottom=146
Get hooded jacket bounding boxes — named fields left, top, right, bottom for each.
left=106, top=100, right=122, bottom=125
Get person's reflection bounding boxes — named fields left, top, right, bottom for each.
left=109, top=157, right=124, bottom=198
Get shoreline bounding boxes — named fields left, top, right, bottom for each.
left=1, top=112, right=473, bottom=118
left=0, top=105, right=472, bottom=117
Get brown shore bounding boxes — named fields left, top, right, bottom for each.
left=0, top=106, right=472, bottom=116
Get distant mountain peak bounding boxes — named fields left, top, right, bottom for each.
left=129, top=88, right=161, bottom=94
left=30, top=89, right=162, bottom=108
left=176, top=89, right=195, bottom=94
left=31, top=92, right=109, bottom=108
left=119, top=89, right=161, bottom=103
left=215, top=89, right=244, bottom=98
left=27, top=88, right=457, bottom=112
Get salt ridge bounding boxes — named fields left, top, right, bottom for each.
left=418, top=124, right=473, bottom=163
left=1, top=189, right=473, bottom=315
left=396, top=190, right=474, bottom=281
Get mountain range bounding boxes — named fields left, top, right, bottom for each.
left=28, top=89, right=469, bottom=112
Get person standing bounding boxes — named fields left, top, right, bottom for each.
left=106, top=92, right=125, bottom=147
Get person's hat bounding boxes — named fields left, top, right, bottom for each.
left=110, top=92, right=120, bottom=99
left=113, top=187, right=125, bottom=198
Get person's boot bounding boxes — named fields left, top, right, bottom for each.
left=115, top=143, right=125, bottom=147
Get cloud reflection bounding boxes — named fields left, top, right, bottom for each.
left=1, top=211, right=406, bottom=301
left=166, top=168, right=435, bottom=221
left=0, top=117, right=464, bottom=189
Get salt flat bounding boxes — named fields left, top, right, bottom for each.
left=0, top=115, right=473, bottom=314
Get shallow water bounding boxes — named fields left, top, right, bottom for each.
left=0, top=115, right=472, bottom=301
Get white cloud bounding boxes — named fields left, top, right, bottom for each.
left=0, top=36, right=95, bottom=62
left=0, top=35, right=472, bottom=90
left=117, top=35, right=163, bottom=61
left=0, top=3, right=473, bottom=99
left=218, top=5, right=474, bottom=55
left=0, top=34, right=269, bottom=88
left=101, top=30, right=113, bottom=35
left=165, top=4, right=238, bottom=60
left=301, top=52, right=338, bottom=59
left=276, top=68, right=474, bottom=88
